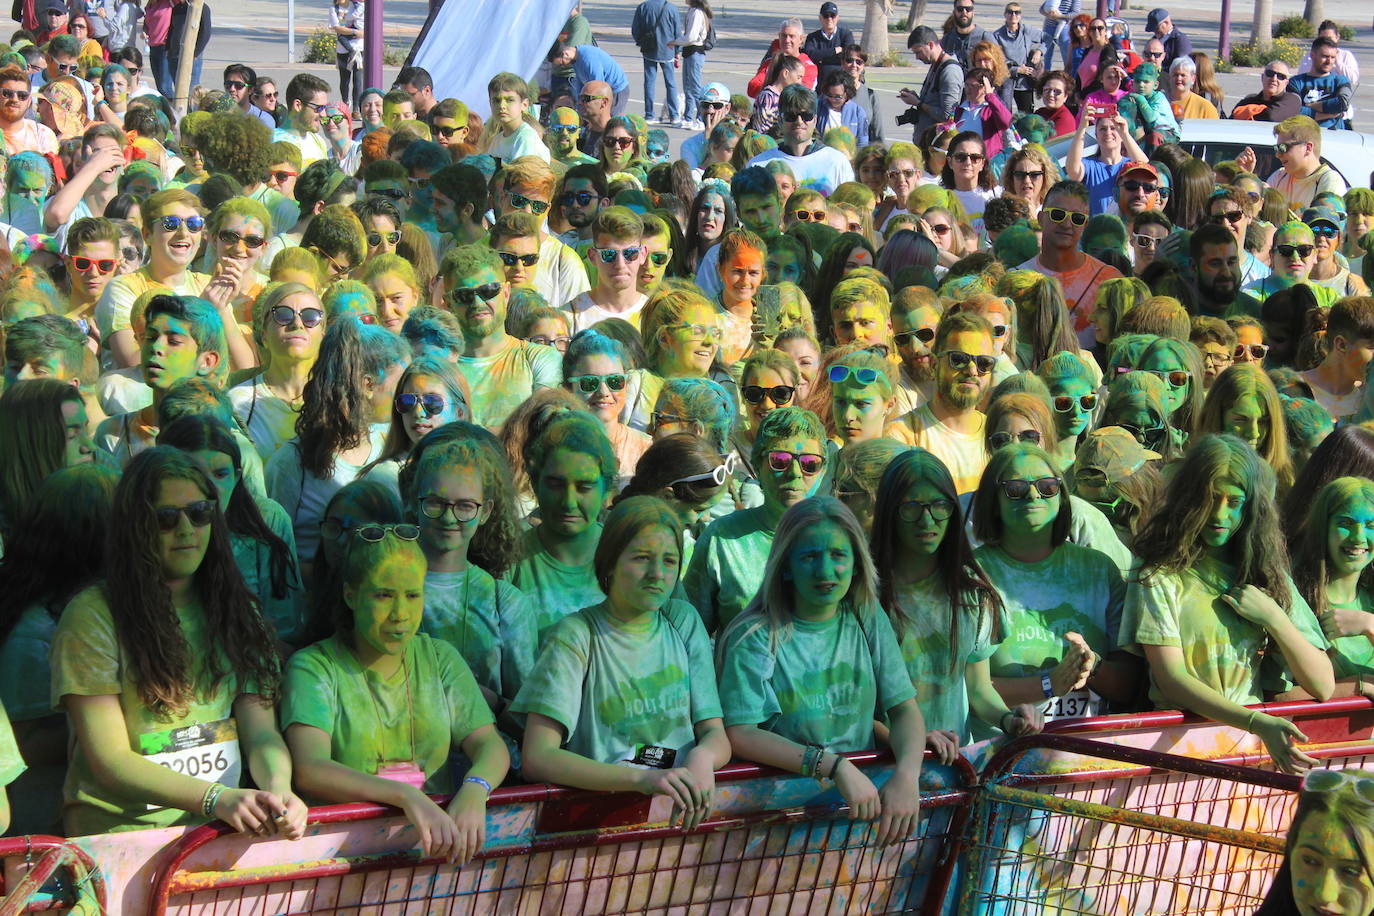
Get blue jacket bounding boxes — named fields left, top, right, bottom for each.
left=573, top=44, right=629, bottom=97
left=1289, top=71, right=1353, bottom=127
left=632, top=0, right=682, bottom=62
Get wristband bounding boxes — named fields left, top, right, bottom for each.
left=463, top=776, right=493, bottom=796
left=826, top=753, right=842, bottom=780
left=201, top=782, right=226, bottom=818
left=1041, top=672, right=1055, bottom=699
left=1000, top=710, right=1016, bottom=733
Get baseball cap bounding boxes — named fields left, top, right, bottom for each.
left=820, top=2, right=839, bottom=15
left=1301, top=205, right=1342, bottom=230
left=1076, top=427, right=1161, bottom=480
left=1146, top=7, right=1170, bottom=30
left=1118, top=161, right=1160, bottom=182
left=41, top=0, right=67, bottom=14
left=700, top=82, right=730, bottom=104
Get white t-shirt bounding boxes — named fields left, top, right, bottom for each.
left=487, top=123, right=551, bottom=164
left=264, top=427, right=387, bottom=563
left=745, top=145, right=855, bottom=196
left=272, top=127, right=330, bottom=168
left=535, top=233, right=591, bottom=313
left=563, top=290, right=649, bottom=333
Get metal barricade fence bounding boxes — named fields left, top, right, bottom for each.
left=0, top=837, right=106, bottom=916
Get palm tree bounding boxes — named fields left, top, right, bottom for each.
left=1250, top=0, right=1273, bottom=53
left=906, top=0, right=930, bottom=32
left=864, top=0, right=892, bottom=59
left=1302, top=0, right=1324, bottom=28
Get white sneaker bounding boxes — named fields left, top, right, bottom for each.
left=667, top=118, right=684, bottom=128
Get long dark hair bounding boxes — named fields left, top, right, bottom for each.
left=1253, top=779, right=1374, bottom=915
left=1282, top=425, right=1374, bottom=537
left=941, top=131, right=995, bottom=191
left=0, top=464, right=117, bottom=648
left=870, top=448, right=1003, bottom=673
left=809, top=230, right=875, bottom=341
left=1291, top=476, right=1374, bottom=621
left=157, top=415, right=298, bottom=602
left=0, top=378, right=85, bottom=536
left=303, top=478, right=405, bottom=644
left=295, top=317, right=372, bottom=478
left=105, top=447, right=280, bottom=716
left=685, top=182, right=737, bottom=269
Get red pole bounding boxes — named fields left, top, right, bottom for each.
left=364, top=0, right=383, bottom=90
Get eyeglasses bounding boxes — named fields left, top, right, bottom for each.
left=1208, top=210, right=1245, bottom=226
left=218, top=229, right=266, bottom=249
left=1011, top=169, right=1045, bottom=181
left=667, top=322, right=723, bottom=341
left=828, top=365, right=880, bottom=386
left=1263, top=69, right=1290, bottom=81
left=1309, top=224, right=1341, bottom=239
left=316, top=249, right=355, bottom=277
left=70, top=255, right=117, bottom=273
left=568, top=373, right=627, bottom=393
left=1201, top=350, right=1233, bottom=367
left=792, top=208, right=826, bottom=222
left=1120, top=180, right=1159, bottom=194
left=894, top=327, right=936, bottom=347
left=367, top=230, right=401, bottom=247
left=989, top=429, right=1042, bottom=449
left=952, top=151, right=985, bottom=163
left=783, top=111, right=817, bottom=122
left=944, top=349, right=996, bottom=375
left=53, top=62, right=79, bottom=74
left=224, top=79, right=248, bottom=90
left=898, top=497, right=956, bottom=522
left=999, top=477, right=1062, bottom=500
left=824, top=92, right=848, bottom=103
left=509, top=192, right=550, bottom=216
left=354, top=523, right=421, bottom=542
left=270, top=170, right=298, bottom=184
left=1053, top=393, right=1098, bottom=413
left=1133, top=233, right=1162, bottom=249
left=395, top=392, right=447, bottom=415
left=742, top=384, right=797, bottom=405
left=594, top=246, right=642, bottom=263
left=1302, top=768, right=1374, bottom=803
left=561, top=190, right=596, bottom=207
left=603, top=135, right=635, bottom=149
left=418, top=496, right=483, bottom=522
left=1235, top=343, right=1269, bottom=360
left=766, top=450, right=826, bottom=475
left=270, top=304, right=325, bottom=327
left=1046, top=207, right=1088, bottom=227
left=449, top=282, right=503, bottom=307
left=434, top=124, right=464, bottom=139
left=1041, top=86, right=1066, bottom=97
left=369, top=187, right=407, bottom=201
left=497, top=250, right=540, bottom=267
left=1149, top=368, right=1190, bottom=388
left=1275, top=140, right=1309, bottom=155
left=155, top=500, right=216, bottom=531
left=887, top=167, right=917, bottom=181
left=1275, top=243, right=1316, bottom=259
left=529, top=334, right=571, bottom=351
left=160, top=215, right=205, bottom=233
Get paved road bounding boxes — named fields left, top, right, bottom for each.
left=207, top=0, right=1372, bottom=150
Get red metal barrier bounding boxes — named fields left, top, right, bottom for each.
left=0, top=836, right=106, bottom=916
left=148, top=750, right=977, bottom=916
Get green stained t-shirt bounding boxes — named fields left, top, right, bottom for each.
left=0, top=701, right=24, bottom=788
left=1327, top=590, right=1374, bottom=679
left=421, top=567, right=537, bottom=702
left=230, top=496, right=306, bottom=647
left=281, top=633, right=493, bottom=796
left=456, top=337, right=562, bottom=431
left=51, top=586, right=248, bottom=836
left=890, top=575, right=998, bottom=742
left=511, top=525, right=606, bottom=646
left=717, top=604, right=917, bottom=753
left=0, top=603, right=57, bottom=722
left=1069, top=495, right=1133, bottom=574
left=510, top=599, right=722, bottom=766
left=1124, top=559, right=1329, bottom=706
left=682, top=505, right=774, bottom=635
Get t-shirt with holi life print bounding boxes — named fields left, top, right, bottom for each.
left=1016, top=253, right=1123, bottom=351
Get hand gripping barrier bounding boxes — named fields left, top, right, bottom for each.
left=0, top=837, right=106, bottom=916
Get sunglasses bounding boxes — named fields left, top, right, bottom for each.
left=224, top=79, right=247, bottom=90
left=550, top=125, right=579, bottom=134
left=1149, top=368, right=1190, bottom=388
left=952, top=151, right=985, bottom=163
left=999, top=477, right=1062, bottom=500
left=369, top=187, right=407, bottom=201
left=1120, top=422, right=1166, bottom=446
left=668, top=322, right=723, bottom=341
left=1053, top=393, right=1098, bottom=413
left=270, top=170, right=298, bottom=184
left=594, top=246, right=642, bottom=263
left=702, top=100, right=727, bottom=110
left=70, top=255, right=117, bottom=273
left=434, top=124, right=463, bottom=139
left=155, top=500, right=216, bottom=531
left=894, top=327, right=936, bottom=348
left=603, top=135, right=635, bottom=149
left=945, top=349, right=996, bottom=375
left=1145, top=50, right=1165, bottom=58
left=1208, top=210, right=1245, bottom=225
left=742, top=384, right=797, bottom=405
left=1011, top=169, right=1045, bottom=181
left=1046, top=207, right=1088, bottom=227
left=1309, top=223, right=1340, bottom=239
left=418, top=496, right=483, bottom=522
left=270, top=305, right=325, bottom=327
left=218, top=229, right=266, bottom=249
left=321, top=114, right=347, bottom=128
left=580, top=94, right=609, bottom=104
left=449, top=282, right=503, bottom=307
left=1120, top=180, right=1158, bottom=194
left=568, top=373, right=627, bottom=393
left=886, top=168, right=918, bottom=183
left=667, top=458, right=735, bottom=489
left=1263, top=69, right=1290, bottom=81
left=1302, top=768, right=1374, bottom=803
left=510, top=192, right=550, bottom=215
left=305, top=101, right=328, bottom=114
left=561, top=190, right=597, bottom=207
left=497, top=250, right=540, bottom=267
left=792, top=208, right=826, bottom=222
left=160, top=215, right=205, bottom=233
left=766, top=450, right=826, bottom=475
left=53, top=62, right=79, bottom=74
left=529, top=334, right=571, bottom=351
left=1235, top=343, right=1269, bottom=360
left=783, top=111, right=817, bottom=122
left=1275, top=140, right=1310, bottom=155
left=927, top=223, right=952, bottom=235
left=989, top=429, right=1042, bottom=449
left=898, top=497, right=956, bottom=522
left=1133, top=233, right=1162, bottom=249
left=395, top=392, right=447, bottom=415
left=367, top=230, right=402, bottom=247
left=1276, top=243, right=1316, bottom=259
left=828, top=365, right=880, bottom=386
left=355, top=523, right=421, bottom=542
left=1089, top=24, right=1106, bottom=31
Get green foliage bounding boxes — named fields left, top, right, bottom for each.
left=1272, top=16, right=1315, bottom=39
left=873, top=49, right=907, bottom=67
left=383, top=45, right=407, bottom=67
left=303, top=27, right=335, bottom=65
left=1338, top=25, right=1355, bottom=41
left=1215, top=58, right=1233, bottom=73
left=1230, top=37, right=1303, bottom=68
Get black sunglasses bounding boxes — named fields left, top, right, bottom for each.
left=449, top=282, right=503, bottom=307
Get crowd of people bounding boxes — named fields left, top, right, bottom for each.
left=0, top=2, right=1370, bottom=904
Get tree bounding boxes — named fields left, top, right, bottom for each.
left=906, top=0, right=930, bottom=32
left=1250, top=0, right=1272, bottom=53
left=863, top=0, right=892, bottom=59
left=1302, top=0, right=1324, bottom=29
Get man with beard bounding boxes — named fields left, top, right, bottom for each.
left=439, top=245, right=562, bottom=431
left=890, top=291, right=942, bottom=416
left=564, top=207, right=647, bottom=331
left=0, top=65, right=56, bottom=156
left=1300, top=296, right=1374, bottom=421
left=942, top=0, right=997, bottom=66
left=555, top=164, right=607, bottom=248
left=490, top=157, right=590, bottom=314
left=428, top=163, right=487, bottom=249
left=886, top=310, right=995, bottom=499
left=547, top=107, right=597, bottom=169
left=1111, top=162, right=1162, bottom=221
left=1205, top=186, right=1269, bottom=288
left=1190, top=224, right=1260, bottom=319
left=744, top=85, right=853, bottom=196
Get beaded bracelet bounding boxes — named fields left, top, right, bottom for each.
left=801, top=744, right=822, bottom=778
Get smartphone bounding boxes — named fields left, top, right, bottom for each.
left=1101, top=102, right=1118, bottom=118
left=755, top=285, right=783, bottom=340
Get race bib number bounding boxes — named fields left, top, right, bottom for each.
left=616, top=744, right=678, bottom=770
left=138, top=718, right=241, bottom=808
left=1042, top=689, right=1102, bottom=722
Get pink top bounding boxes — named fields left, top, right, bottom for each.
left=145, top=0, right=173, bottom=47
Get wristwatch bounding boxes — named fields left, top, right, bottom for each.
left=1041, top=672, right=1055, bottom=699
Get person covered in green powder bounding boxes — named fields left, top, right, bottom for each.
left=515, top=496, right=728, bottom=832
left=684, top=406, right=829, bottom=635
left=971, top=442, right=1143, bottom=731
left=618, top=433, right=733, bottom=565
left=284, top=526, right=508, bottom=864
left=718, top=497, right=925, bottom=845
left=828, top=345, right=897, bottom=449
left=1136, top=336, right=1204, bottom=452
left=869, top=448, right=1044, bottom=760
left=400, top=425, right=535, bottom=728
left=0, top=699, right=20, bottom=833
left=360, top=356, right=472, bottom=493
left=1036, top=350, right=1098, bottom=472
left=512, top=411, right=614, bottom=643
left=1066, top=426, right=1164, bottom=550
left=1243, top=220, right=1341, bottom=308
left=1196, top=362, right=1294, bottom=497
left=158, top=415, right=305, bottom=648
left=50, top=447, right=307, bottom=837
left=1124, top=434, right=1335, bottom=774
left=1291, top=477, right=1374, bottom=693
